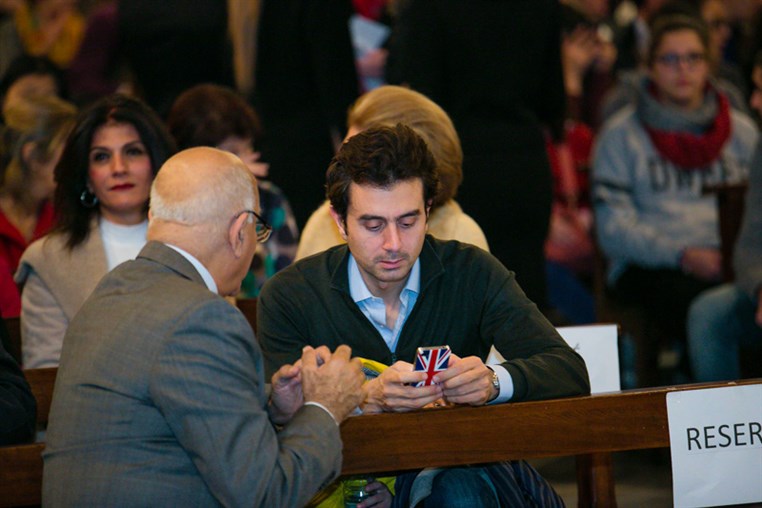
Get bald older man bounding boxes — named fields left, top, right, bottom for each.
left=42, top=148, right=365, bottom=507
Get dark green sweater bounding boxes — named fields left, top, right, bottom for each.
left=257, top=236, right=589, bottom=402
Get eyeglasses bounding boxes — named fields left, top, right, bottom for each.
left=655, top=52, right=707, bottom=69
left=236, top=209, right=272, bottom=243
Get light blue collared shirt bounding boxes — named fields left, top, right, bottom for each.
left=347, top=253, right=514, bottom=403
left=165, top=244, right=218, bottom=294
left=488, top=365, right=513, bottom=404
left=348, top=254, right=420, bottom=354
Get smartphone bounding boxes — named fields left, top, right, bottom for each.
left=413, top=345, right=451, bottom=387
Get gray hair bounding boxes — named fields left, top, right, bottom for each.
left=150, top=158, right=256, bottom=230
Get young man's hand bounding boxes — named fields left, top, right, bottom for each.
left=362, top=361, right=443, bottom=413
left=435, top=354, right=497, bottom=406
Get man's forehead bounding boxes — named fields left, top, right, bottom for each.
left=346, top=179, right=425, bottom=217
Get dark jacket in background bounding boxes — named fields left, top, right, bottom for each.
left=387, top=0, right=565, bottom=308
left=118, top=0, right=234, bottom=117
left=0, top=317, right=36, bottom=445
left=253, top=0, right=359, bottom=229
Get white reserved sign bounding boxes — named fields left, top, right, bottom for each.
left=667, top=384, right=762, bottom=507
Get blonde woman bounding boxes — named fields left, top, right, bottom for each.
left=0, top=95, right=76, bottom=317
left=296, top=85, right=487, bottom=260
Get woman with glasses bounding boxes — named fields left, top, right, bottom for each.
left=15, top=94, right=176, bottom=368
left=592, top=14, right=757, bottom=382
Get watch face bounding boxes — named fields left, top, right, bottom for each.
left=488, top=368, right=500, bottom=401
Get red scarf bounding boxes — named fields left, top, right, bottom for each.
left=643, top=88, right=732, bottom=170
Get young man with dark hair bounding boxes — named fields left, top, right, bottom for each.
left=259, top=124, right=590, bottom=506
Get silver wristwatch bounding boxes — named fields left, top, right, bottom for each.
left=486, top=367, right=500, bottom=402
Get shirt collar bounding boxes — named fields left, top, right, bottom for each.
left=348, top=253, right=421, bottom=303
left=329, top=235, right=445, bottom=295
left=165, top=243, right=218, bottom=294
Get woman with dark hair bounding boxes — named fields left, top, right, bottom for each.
left=16, top=94, right=176, bottom=368
left=167, top=84, right=298, bottom=296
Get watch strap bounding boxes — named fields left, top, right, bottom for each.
left=486, top=366, right=500, bottom=402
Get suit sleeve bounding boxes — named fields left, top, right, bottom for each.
left=149, top=299, right=341, bottom=508
left=482, top=262, right=590, bottom=401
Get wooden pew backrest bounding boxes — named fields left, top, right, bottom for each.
left=236, top=298, right=257, bottom=332
left=25, top=368, right=57, bottom=427
left=6, top=367, right=758, bottom=508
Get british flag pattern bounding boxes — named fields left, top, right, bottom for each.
left=414, top=346, right=451, bottom=387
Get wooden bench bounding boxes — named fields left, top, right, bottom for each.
left=2, top=367, right=758, bottom=508
left=341, top=378, right=762, bottom=505
left=0, top=368, right=55, bottom=507
left=24, top=368, right=57, bottom=429
left=236, top=297, right=257, bottom=331
left=0, top=442, right=45, bottom=508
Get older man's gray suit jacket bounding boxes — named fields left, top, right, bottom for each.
left=42, top=241, right=341, bottom=507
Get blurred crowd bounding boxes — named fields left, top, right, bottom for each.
left=1, top=0, right=761, bottom=386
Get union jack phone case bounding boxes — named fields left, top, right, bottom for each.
left=413, top=345, right=451, bottom=387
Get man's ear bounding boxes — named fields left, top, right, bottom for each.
left=229, top=212, right=250, bottom=258
left=329, top=206, right=348, bottom=240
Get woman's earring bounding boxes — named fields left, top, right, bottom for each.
left=80, top=189, right=99, bottom=208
